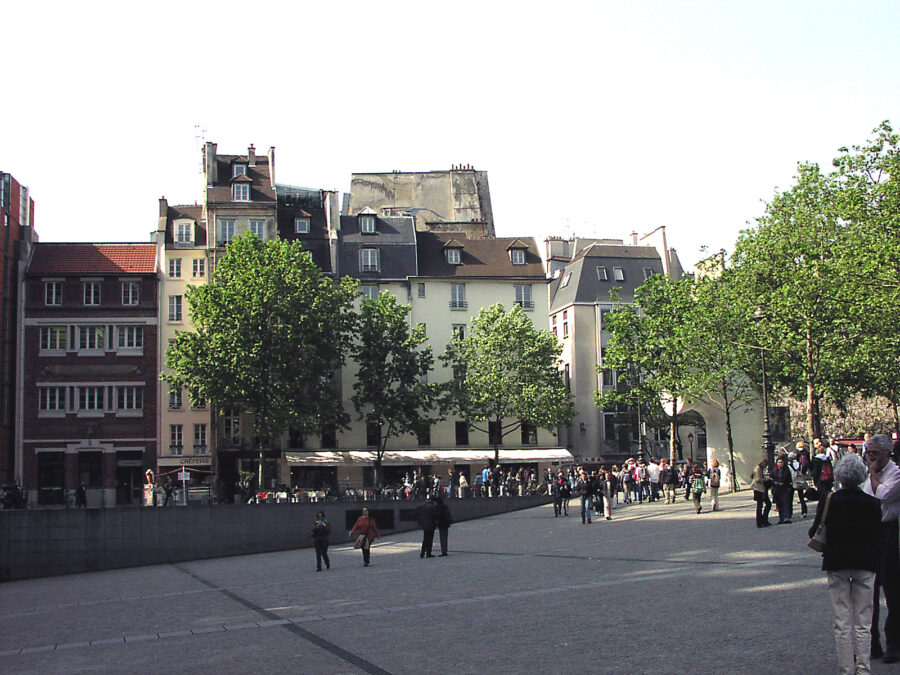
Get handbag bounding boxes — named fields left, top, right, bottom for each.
left=353, top=534, right=367, bottom=549
left=807, top=492, right=833, bottom=553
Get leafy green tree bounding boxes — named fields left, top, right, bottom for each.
left=163, top=233, right=358, bottom=488
left=596, top=277, right=699, bottom=463
left=350, top=292, right=435, bottom=488
left=441, top=304, right=575, bottom=466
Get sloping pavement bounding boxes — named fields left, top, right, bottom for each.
left=0, top=491, right=892, bottom=674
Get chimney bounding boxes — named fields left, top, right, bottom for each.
left=159, top=197, right=168, bottom=217
left=204, top=142, right=217, bottom=186
left=630, top=231, right=638, bottom=245
left=267, top=146, right=276, bottom=189
left=248, top=144, right=256, bottom=167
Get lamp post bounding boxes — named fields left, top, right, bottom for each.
left=687, top=432, right=694, bottom=463
left=752, top=308, right=776, bottom=467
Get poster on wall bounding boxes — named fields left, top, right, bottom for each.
left=769, top=406, right=790, bottom=443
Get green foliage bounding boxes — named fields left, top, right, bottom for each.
left=163, top=233, right=358, bottom=460
left=440, top=304, right=575, bottom=464
left=350, top=292, right=435, bottom=484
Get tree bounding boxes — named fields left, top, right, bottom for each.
left=350, top=292, right=435, bottom=488
left=163, top=233, right=358, bottom=489
left=440, top=304, right=575, bottom=466
left=596, top=277, right=699, bottom=463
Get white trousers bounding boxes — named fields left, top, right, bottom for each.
left=827, top=569, right=876, bottom=675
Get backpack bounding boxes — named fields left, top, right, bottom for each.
left=692, top=475, right=705, bottom=494
left=819, top=459, right=833, bottom=483
left=709, top=468, right=720, bottom=488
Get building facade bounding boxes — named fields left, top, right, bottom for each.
left=20, top=244, right=159, bottom=506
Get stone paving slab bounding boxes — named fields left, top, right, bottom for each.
left=0, top=492, right=895, bottom=674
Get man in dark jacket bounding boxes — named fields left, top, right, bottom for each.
left=417, top=496, right=437, bottom=558
left=576, top=471, right=595, bottom=524
left=434, top=495, right=453, bottom=556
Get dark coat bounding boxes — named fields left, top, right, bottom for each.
left=417, top=500, right=437, bottom=530
left=312, top=518, right=331, bottom=542
left=435, top=501, right=453, bottom=529
left=808, top=487, right=882, bottom=572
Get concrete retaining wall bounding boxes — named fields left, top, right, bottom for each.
left=0, top=495, right=550, bottom=581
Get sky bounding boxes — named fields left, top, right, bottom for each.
left=3, top=1, right=899, bottom=268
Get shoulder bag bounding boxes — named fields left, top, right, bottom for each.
left=807, top=492, right=834, bottom=553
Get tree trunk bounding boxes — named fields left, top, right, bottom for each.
left=724, top=404, right=739, bottom=492
left=669, top=399, right=678, bottom=464
left=892, top=399, right=900, bottom=437
left=806, top=379, right=817, bottom=442
left=257, top=446, right=265, bottom=491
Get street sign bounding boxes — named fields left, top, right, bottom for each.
left=177, top=472, right=190, bottom=481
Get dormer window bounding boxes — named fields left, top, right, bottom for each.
left=613, top=267, right=625, bottom=282
left=446, top=248, right=461, bottom=265
left=643, top=267, right=654, bottom=279
left=175, top=222, right=193, bottom=243
left=233, top=183, right=250, bottom=201
left=233, top=164, right=247, bottom=177
left=596, top=266, right=608, bottom=281
left=295, top=218, right=310, bottom=234
left=359, top=215, right=376, bottom=234
left=510, top=249, right=526, bottom=265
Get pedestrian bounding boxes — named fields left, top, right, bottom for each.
left=349, top=506, right=381, bottom=567
left=707, top=459, right=721, bottom=511
left=75, top=481, right=87, bottom=508
left=660, top=459, right=676, bottom=504
left=813, top=442, right=836, bottom=496
left=458, top=472, right=468, bottom=498
left=560, top=474, right=571, bottom=515
left=435, top=494, right=453, bottom=556
left=861, top=434, right=900, bottom=663
left=312, top=510, right=331, bottom=571
left=690, top=465, right=705, bottom=514
left=417, top=495, right=438, bottom=558
left=750, top=458, right=773, bottom=528
left=790, top=451, right=810, bottom=519
left=647, top=457, right=661, bottom=502
left=598, top=466, right=614, bottom=520
left=449, top=469, right=459, bottom=499
left=771, top=456, right=794, bottom=524
left=808, top=454, right=882, bottom=674
left=621, top=462, right=634, bottom=504
left=576, top=470, right=595, bottom=524
left=682, top=462, right=693, bottom=501
left=551, top=472, right=563, bottom=517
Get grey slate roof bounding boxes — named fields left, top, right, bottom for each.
left=550, top=244, right=664, bottom=309
left=337, top=215, right=417, bottom=280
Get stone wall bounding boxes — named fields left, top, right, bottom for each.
left=0, top=495, right=550, bottom=581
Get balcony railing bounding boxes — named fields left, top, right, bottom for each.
left=449, top=300, right=468, bottom=309
left=169, top=444, right=183, bottom=456
left=515, top=300, right=535, bottom=309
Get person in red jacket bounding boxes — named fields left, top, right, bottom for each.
left=350, top=507, right=381, bottom=567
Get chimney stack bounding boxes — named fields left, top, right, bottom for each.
left=204, top=142, right=217, bottom=186
left=248, top=144, right=256, bottom=167
left=267, top=146, right=276, bottom=189
left=630, top=231, right=638, bottom=245
left=159, top=197, right=168, bottom=217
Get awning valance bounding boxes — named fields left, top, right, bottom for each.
left=285, top=448, right=574, bottom=466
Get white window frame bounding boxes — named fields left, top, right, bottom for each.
left=515, top=284, right=533, bottom=309
left=218, top=219, right=235, bottom=244
left=38, top=386, right=67, bottom=415
left=223, top=408, right=241, bottom=445
left=194, top=424, right=207, bottom=453
left=44, top=281, right=62, bottom=306
left=233, top=183, right=250, bottom=201
left=360, top=248, right=380, bottom=273
left=168, top=295, right=183, bottom=322
left=83, top=281, right=101, bottom=306
left=170, top=424, right=183, bottom=455
left=446, top=248, right=461, bottom=265
left=169, top=387, right=183, bottom=409
left=116, top=386, right=143, bottom=412
left=643, top=267, right=654, bottom=280
left=78, top=326, right=105, bottom=351
left=417, top=283, right=426, bottom=298
left=233, top=164, right=247, bottom=177
left=596, top=266, right=608, bottom=281
left=122, top=281, right=140, bottom=306
left=40, top=326, right=68, bottom=352
left=295, top=218, right=310, bottom=234
left=192, top=258, right=206, bottom=278
left=510, top=249, right=526, bottom=265
left=450, top=284, right=466, bottom=309
left=560, top=273, right=572, bottom=288
left=116, top=325, right=143, bottom=350
left=175, top=222, right=193, bottom=243
left=359, top=215, right=376, bottom=234
left=249, top=219, right=266, bottom=240
left=452, top=323, right=466, bottom=340
left=168, top=258, right=182, bottom=278
left=360, top=285, right=380, bottom=301
left=77, top=386, right=105, bottom=414
left=613, top=267, right=625, bottom=282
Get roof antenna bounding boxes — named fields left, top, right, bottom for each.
left=194, top=123, right=207, bottom=174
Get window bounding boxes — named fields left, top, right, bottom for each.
left=169, top=387, right=183, bottom=409
left=170, top=425, right=183, bottom=455
left=192, top=397, right=207, bottom=409
left=564, top=363, right=570, bottom=391
left=168, top=258, right=182, bottom=278
left=249, top=219, right=265, bottom=240
left=452, top=323, right=466, bottom=340
left=596, top=266, right=608, bottom=281
left=78, top=452, right=103, bottom=488
left=117, top=326, right=143, bottom=349
left=168, top=295, right=182, bottom=322
left=44, top=281, right=62, bottom=306
left=488, top=421, right=503, bottom=446
left=192, top=258, right=205, bottom=278
left=360, top=247, right=380, bottom=272
left=604, top=411, right=617, bottom=442
left=83, top=281, right=100, bottom=305
left=122, top=281, right=140, bottom=305
left=514, top=284, right=533, bottom=309
left=563, top=310, right=569, bottom=338
left=360, top=285, right=379, bottom=301
left=450, top=284, right=466, bottom=309
left=359, top=215, right=376, bottom=233
left=320, top=423, right=337, bottom=448
left=194, top=424, right=207, bottom=453
left=176, top=222, right=193, bottom=243
left=223, top=407, right=241, bottom=445
left=78, top=386, right=104, bottom=411
left=510, top=249, right=526, bottom=265
left=366, top=422, right=380, bottom=447
left=295, top=218, right=310, bottom=234
left=560, top=273, right=572, bottom=288
left=288, top=427, right=305, bottom=448
left=233, top=164, right=247, bottom=177
left=117, top=386, right=143, bottom=411
left=39, top=387, right=66, bottom=412
left=446, top=248, right=461, bottom=265
left=521, top=421, right=537, bottom=445
left=233, top=183, right=250, bottom=201
left=417, top=283, right=425, bottom=298
left=40, top=326, right=67, bottom=351
left=453, top=364, right=467, bottom=381
left=613, top=267, right=625, bottom=282
left=78, top=326, right=105, bottom=351
left=218, top=219, right=235, bottom=244
left=415, top=423, right=431, bottom=446
left=643, top=267, right=654, bottom=280
left=455, top=421, right=469, bottom=446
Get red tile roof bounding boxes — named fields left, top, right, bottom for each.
left=29, top=244, right=158, bottom=275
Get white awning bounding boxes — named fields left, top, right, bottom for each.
left=285, top=448, right=574, bottom=466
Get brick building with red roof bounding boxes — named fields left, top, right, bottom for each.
left=20, top=243, right=159, bottom=506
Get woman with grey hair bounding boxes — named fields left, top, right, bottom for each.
left=808, top=454, right=882, bottom=674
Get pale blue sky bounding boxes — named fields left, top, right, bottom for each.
left=2, top=1, right=898, bottom=266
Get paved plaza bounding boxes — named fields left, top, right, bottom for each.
left=1, top=491, right=895, bottom=674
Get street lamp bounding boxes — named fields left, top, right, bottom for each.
left=687, top=432, right=694, bottom=463
left=752, top=308, right=776, bottom=467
